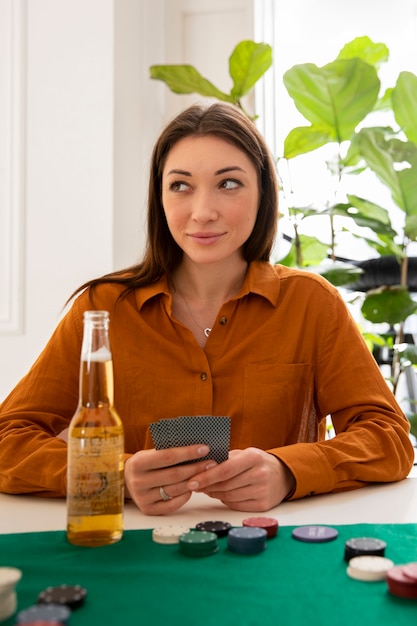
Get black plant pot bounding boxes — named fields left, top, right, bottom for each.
left=344, top=256, right=417, bottom=367
left=347, top=256, right=417, bottom=292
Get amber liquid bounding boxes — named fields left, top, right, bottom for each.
left=67, top=360, right=124, bottom=547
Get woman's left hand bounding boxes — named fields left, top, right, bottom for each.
left=186, top=447, right=295, bottom=511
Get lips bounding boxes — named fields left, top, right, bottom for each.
left=188, top=232, right=225, bottom=245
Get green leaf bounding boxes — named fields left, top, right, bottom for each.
left=149, top=65, right=232, bottom=102
left=283, top=58, right=380, bottom=149
left=362, top=285, right=417, bottom=324
left=392, top=71, right=417, bottom=144
left=399, top=152, right=417, bottom=223
left=332, top=196, right=396, bottom=237
left=374, top=87, right=393, bottom=112
left=318, top=262, right=364, bottom=287
left=357, top=128, right=417, bottom=217
left=336, top=36, right=389, bottom=69
left=356, top=128, right=403, bottom=208
left=350, top=231, right=403, bottom=257
left=229, top=41, right=272, bottom=100
left=398, top=344, right=417, bottom=365
left=278, top=235, right=328, bottom=267
left=284, top=126, right=333, bottom=159
left=408, top=413, right=417, bottom=438
left=405, top=214, right=417, bottom=240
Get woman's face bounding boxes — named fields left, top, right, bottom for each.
left=161, top=135, right=259, bottom=268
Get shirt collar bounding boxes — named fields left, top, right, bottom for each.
left=134, top=261, right=281, bottom=311
left=238, top=261, right=280, bottom=306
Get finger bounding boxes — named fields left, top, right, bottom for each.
left=132, top=444, right=210, bottom=472
left=146, top=444, right=211, bottom=470
left=187, top=458, right=241, bottom=492
left=139, top=490, right=193, bottom=516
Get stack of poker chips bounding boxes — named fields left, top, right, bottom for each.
left=152, top=517, right=279, bottom=557
left=227, top=527, right=268, bottom=555
left=179, top=530, right=219, bottom=557
left=344, top=537, right=387, bottom=562
left=242, top=516, right=279, bottom=539
left=0, top=567, right=22, bottom=622
left=15, top=583, right=87, bottom=624
left=386, top=562, right=417, bottom=598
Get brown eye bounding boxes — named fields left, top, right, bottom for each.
left=220, top=179, right=242, bottom=190
left=169, top=181, right=189, bottom=192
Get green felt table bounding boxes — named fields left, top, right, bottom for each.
left=1, top=524, right=417, bottom=626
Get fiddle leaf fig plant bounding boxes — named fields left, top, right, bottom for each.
left=279, top=36, right=417, bottom=396
left=150, top=40, right=272, bottom=119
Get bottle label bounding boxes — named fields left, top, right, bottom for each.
left=67, top=434, right=124, bottom=516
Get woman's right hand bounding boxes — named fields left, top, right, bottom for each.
left=124, top=444, right=216, bottom=514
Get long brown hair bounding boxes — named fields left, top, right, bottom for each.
left=71, top=102, right=278, bottom=300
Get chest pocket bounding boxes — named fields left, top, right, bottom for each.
left=239, top=362, right=316, bottom=448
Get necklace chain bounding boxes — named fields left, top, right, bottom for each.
left=177, top=290, right=212, bottom=338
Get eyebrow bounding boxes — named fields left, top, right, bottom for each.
left=166, top=166, right=247, bottom=177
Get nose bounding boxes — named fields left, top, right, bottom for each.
left=191, top=189, right=218, bottom=223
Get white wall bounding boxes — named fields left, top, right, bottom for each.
left=1, top=0, right=117, bottom=400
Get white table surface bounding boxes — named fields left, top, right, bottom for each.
left=1, top=477, right=417, bottom=534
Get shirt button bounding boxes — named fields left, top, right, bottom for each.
left=219, top=317, right=227, bottom=325
left=200, top=372, right=208, bottom=381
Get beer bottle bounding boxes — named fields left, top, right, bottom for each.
left=67, top=310, right=124, bottom=546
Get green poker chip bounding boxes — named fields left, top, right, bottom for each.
left=179, top=530, right=218, bottom=557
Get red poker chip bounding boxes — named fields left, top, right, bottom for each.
left=402, top=562, right=417, bottom=583
left=386, top=565, right=417, bottom=599
left=242, top=517, right=279, bottom=538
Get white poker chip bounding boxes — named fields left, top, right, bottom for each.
left=347, top=555, right=395, bottom=581
left=152, top=525, right=190, bottom=545
left=0, top=567, right=22, bottom=621
left=0, top=592, right=18, bottom=622
left=0, top=567, right=22, bottom=590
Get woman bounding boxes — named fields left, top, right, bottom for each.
left=0, top=103, right=413, bottom=514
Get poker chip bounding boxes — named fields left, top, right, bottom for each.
left=344, top=537, right=387, bottom=562
left=242, top=516, right=279, bottom=538
left=37, top=584, right=87, bottom=608
left=195, top=520, right=232, bottom=537
left=402, top=562, right=417, bottom=582
left=17, top=622, right=64, bottom=626
left=16, top=603, right=71, bottom=624
left=347, top=556, right=395, bottom=582
left=152, top=525, right=191, bottom=545
left=0, top=567, right=22, bottom=621
left=0, top=591, right=18, bottom=622
left=179, top=530, right=218, bottom=557
left=292, top=525, right=338, bottom=543
left=227, top=526, right=267, bottom=555
left=386, top=564, right=417, bottom=599
left=0, top=566, right=22, bottom=589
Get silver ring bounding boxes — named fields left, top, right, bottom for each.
left=159, top=486, right=172, bottom=501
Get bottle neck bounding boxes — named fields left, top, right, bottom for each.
left=79, top=311, right=114, bottom=408
left=79, top=357, right=114, bottom=408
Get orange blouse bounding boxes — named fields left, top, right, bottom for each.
left=0, top=261, right=413, bottom=499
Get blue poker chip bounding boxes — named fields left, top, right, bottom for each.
left=227, top=526, right=267, bottom=555
left=292, top=525, right=339, bottom=543
left=16, top=602, right=71, bottom=624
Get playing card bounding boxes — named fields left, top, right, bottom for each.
left=149, top=415, right=230, bottom=464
